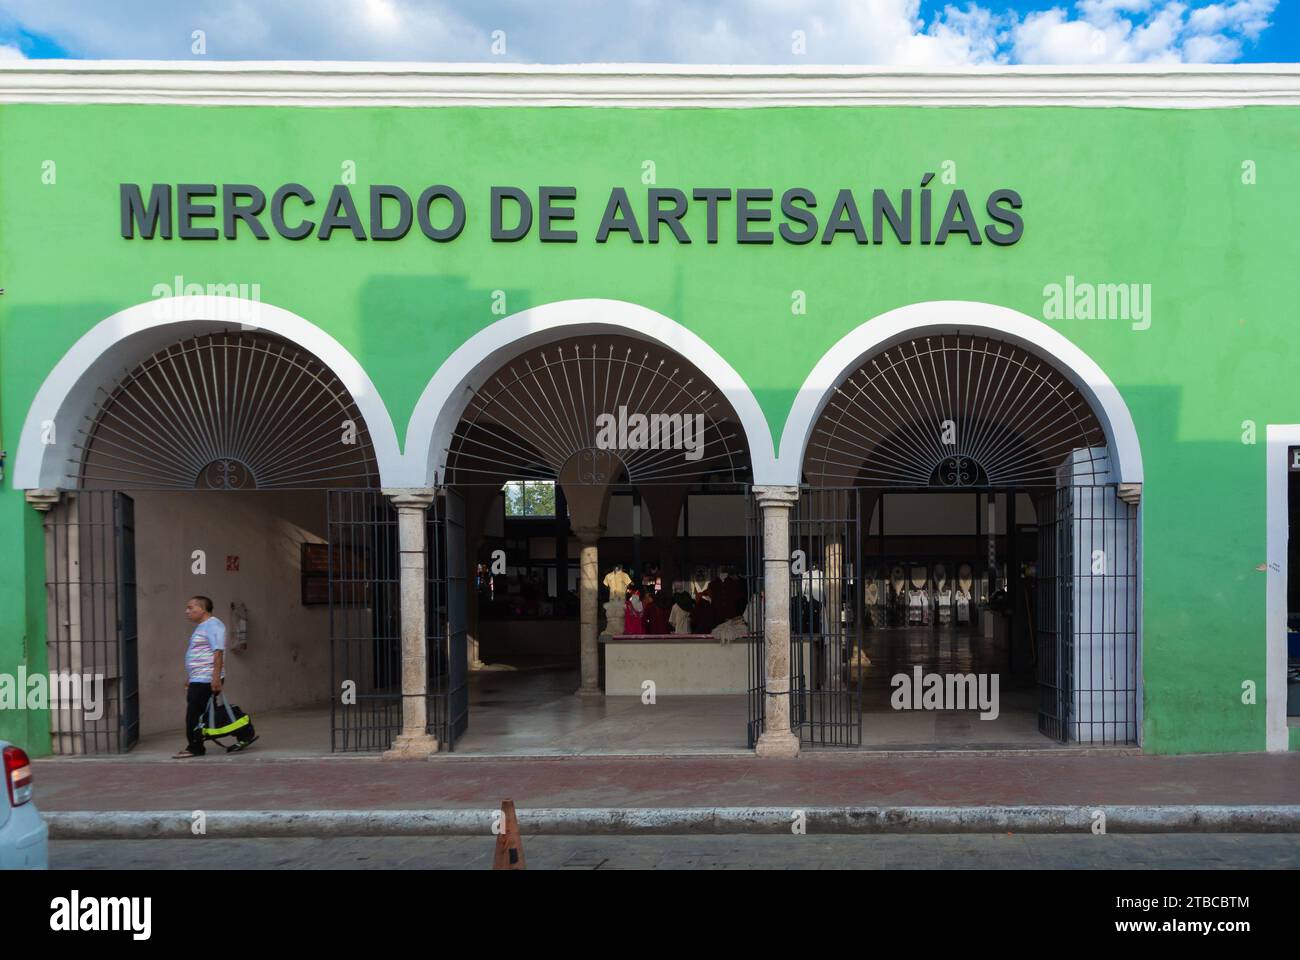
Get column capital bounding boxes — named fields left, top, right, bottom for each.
left=24, top=489, right=61, bottom=512
left=752, top=484, right=800, bottom=507
left=571, top=524, right=605, bottom=544
left=383, top=488, right=436, bottom=510
left=1117, top=482, right=1142, bottom=505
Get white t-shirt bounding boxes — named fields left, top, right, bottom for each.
left=186, top=617, right=227, bottom=683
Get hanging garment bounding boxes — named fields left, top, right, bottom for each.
left=937, top=588, right=953, bottom=624
left=603, top=568, right=631, bottom=598
left=623, top=595, right=646, bottom=635
left=908, top=590, right=924, bottom=624
left=706, top=575, right=748, bottom=622
left=669, top=603, right=692, bottom=634
left=956, top=592, right=971, bottom=623
left=644, top=600, right=671, bottom=634
left=791, top=595, right=823, bottom=635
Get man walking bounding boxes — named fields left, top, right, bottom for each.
left=173, top=596, right=225, bottom=759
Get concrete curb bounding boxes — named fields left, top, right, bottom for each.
left=45, top=805, right=1300, bottom=839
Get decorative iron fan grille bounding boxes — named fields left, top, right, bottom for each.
left=446, top=338, right=750, bottom=487
left=76, top=332, right=379, bottom=490
left=805, top=334, right=1109, bottom=488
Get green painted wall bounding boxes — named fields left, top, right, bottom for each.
left=1, top=102, right=1297, bottom=755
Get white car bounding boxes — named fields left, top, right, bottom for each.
left=0, top=743, right=47, bottom=869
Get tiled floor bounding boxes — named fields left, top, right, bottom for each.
left=127, top=626, right=1066, bottom=758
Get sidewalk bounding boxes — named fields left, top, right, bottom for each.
left=33, top=751, right=1300, bottom=812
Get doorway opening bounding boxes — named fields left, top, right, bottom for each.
left=772, top=333, right=1140, bottom=750
left=441, top=334, right=756, bottom=755
left=45, top=330, right=389, bottom=757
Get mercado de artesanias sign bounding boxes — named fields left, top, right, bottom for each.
left=120, top=176, right=1024, bottom=246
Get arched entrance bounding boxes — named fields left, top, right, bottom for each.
left=27, top=319, right=403, bottom=756
left=433, top=323, right=760, bottom=755
left=777, top=307, right=1142, bottom=750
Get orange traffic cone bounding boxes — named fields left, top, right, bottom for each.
left=492, top=799, right=526, bottom=870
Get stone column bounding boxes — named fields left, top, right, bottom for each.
left=753, top=485, right=801, bottom=758
left=383, top=488, right=439, bottom=759
left=640, top=484, right=687, bottom=590
left=25, top=489, right=61, bottom=513
left=573, top=524, right=605, bottom=698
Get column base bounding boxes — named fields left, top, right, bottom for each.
left=575, top=685, right=604, bottom=700
left=755, top=730, right=801, bottom=758
left=382, top=733, right=440, bottom=760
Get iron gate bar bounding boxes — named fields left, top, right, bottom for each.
left=745, top=491, right=766, bottom=749
left=114, top=492, right=140, bottom=751
left=426, top=489, right=469, bottom=750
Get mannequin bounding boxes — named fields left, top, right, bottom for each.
left=908, top=566, right=927, bottom=625
left=935, top=563, right=952, bottom=625
left=690, top=567, right=716, bottom=633
left=803, top=562, right=827, bottom=605
left=645, top=589, right=671, bottom=634
left=956, top=562, right=973, bottom=624
left=623, top=586, right=646, bottom=635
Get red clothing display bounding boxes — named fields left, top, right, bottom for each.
left=623, top=598, right=646, bottom=634
left=705, top=575, right=748, bottom=622
left=691, top=589, right=716, bottom=633
left=644, top=601, right=670, bottom=634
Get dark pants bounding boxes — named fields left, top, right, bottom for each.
left=185, top=682, right=212, bottom=754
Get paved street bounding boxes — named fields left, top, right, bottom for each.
left=50, top=834, right=1300, bottom=870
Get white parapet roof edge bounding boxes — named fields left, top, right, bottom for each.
left=1, top=60, right=1299, bottom=107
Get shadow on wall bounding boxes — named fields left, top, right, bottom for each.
left=1117, top=384, right=1271, bottom=754
left=356, top=274, right=533, bottom=454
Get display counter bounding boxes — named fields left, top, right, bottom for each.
left=600, top=633, right=755, bottom=695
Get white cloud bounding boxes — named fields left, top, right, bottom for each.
left=1011, top=0, right=1276, bottom=63
left=1187, top=0, right=1274, bottom=39
left=0, top=41, right=25, bottom=59
left=0, top=0, right=1280, bottom=65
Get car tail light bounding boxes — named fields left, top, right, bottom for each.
left=4, top=746, right=32, bottom=806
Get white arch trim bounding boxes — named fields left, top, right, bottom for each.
left=777, top=300, right=1144, bottom=485
left=402, top=298, right=779, bottom=488
left=13, top=296, right=403, bottom=489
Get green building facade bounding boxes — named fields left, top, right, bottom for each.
left=1, top=63, right=1297, bottom=757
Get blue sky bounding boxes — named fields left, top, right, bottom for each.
left=0, top=1, right=1292, bottom=65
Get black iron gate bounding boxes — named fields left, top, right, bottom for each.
left=745, top=494, right=766, bottom=748
left=789, top=487, right=864, bottom=746
left=748, top=482, right=1138, bottom=749
left=44, top=490, right=139, bottom=754
left=1035, top=484, right=1139, bottom=745
left=428, top=489, right=469, bottom=749
left=746, top=486, right=864, bottom=748
left=115, top=494, right=140, bottom=750
left=328, top=488, right=470, bottom=752
left=327, top=489, right=401, bottom=751
left=1035, top=488, right=1070, bottom=742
